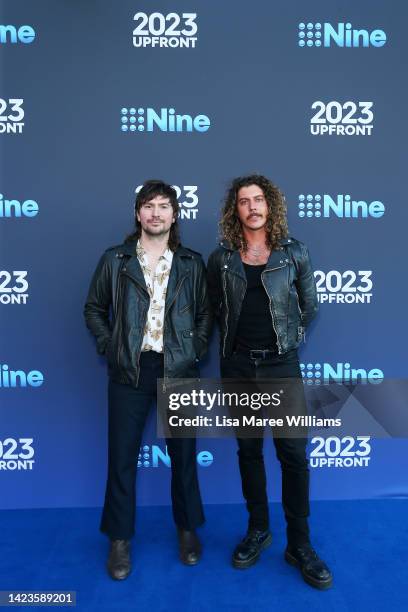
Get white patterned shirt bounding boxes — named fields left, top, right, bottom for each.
left=136, top=241, right=173, bottom=353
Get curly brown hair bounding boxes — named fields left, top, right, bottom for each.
left=220, top=175, right=288, bottom=251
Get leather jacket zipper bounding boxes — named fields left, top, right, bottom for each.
left=114, top=255, right=128, bottom=317
left=261, top=265, right=286, bottom=355
left=113, top=257, right=128, bottom=365
left=122, top=270, right=150, bottom=386
left=222, top=270, right=229, bottom=358
left=162, top=273, right=189, bottom=391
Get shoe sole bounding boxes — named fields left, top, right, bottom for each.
left=107, top=567, right=131, bottom=581
left=232, top=533, right=273, bottom=569
left=284, top=551, right=333, bottom=590
left=180, top=552, right=201, bottom=566
left=180, top=557, right=200, bottom=566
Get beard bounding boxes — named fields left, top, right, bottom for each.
left=141, top=222, right=172, bottom=237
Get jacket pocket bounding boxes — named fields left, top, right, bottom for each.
left=181, top=329, right=200, bottom=363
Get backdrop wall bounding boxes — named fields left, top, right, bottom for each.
left=1, top=0, right=407, bottom=509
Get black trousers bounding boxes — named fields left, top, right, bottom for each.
left=100, top=351, right=205, bottom=540
left=221, top=349, right=310, bottom=546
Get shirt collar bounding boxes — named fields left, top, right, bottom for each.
left=136, top=240, right=173, bottom=262
left=161, top=247, right=173, bottom=263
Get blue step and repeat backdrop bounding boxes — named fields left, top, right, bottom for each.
left=1, top=0, right=407, bottom=509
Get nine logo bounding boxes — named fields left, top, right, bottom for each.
left=121, top=107, right=210, bottom=133
left=298, top=194, right=385, bottom=219
left=0, top=194, right=39, bottom=218
left=0, top=365, right=44, bottom=388
left=0, top=271, right=29, bottom=305
left=310, top=436, right=371, bottom=468
left=300, top=362, right=384, bottom=385
left=298, top=22, right=386, bottom=48
left=0, top=98, right=24, bottom=134
left=0, top=25, right=35, bottom=44
left=0, top=438, right=35, bottom=471
left=314, top=270, right=373, bottom=304
left=310, top=101, right=373, bottom=136
left=135, top=184, right=198, bottom=220
left=138, top=444, right=213, bottom=468
left=133, top=12, right=198, bottom=48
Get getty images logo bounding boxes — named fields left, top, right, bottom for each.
left=120, top=107, right=210, bottom=133
left=298, top=194, right=385, bottom=219
left=301, top=362, right=384, bottom=384
left=298, top=22, right=386, bottom=48
left=138, top=444, right=213, bottom=467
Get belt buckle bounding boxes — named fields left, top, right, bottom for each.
left=249, top=349, right=266, bottom=360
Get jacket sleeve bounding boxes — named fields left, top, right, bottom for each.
left=206, top=250, right=223, bottom=321
left=294, top=243, right=319, bottom=328
left=194, top=257, right=213, bottom=359
left=83, top=253, right=112, bottom=355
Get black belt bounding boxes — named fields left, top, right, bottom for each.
left=235, top=345, right=278, bottom=360
left=140, top=350, right=164, bottom=360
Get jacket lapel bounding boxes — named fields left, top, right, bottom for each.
left=165, top=249, right=191, bottom=316
left=265, top=249, right=288, bottom=271
left=228, top=250, right=246, bottom=282
left=118, top=241, right=149, bottom=294
left=123, top=255, right=148, bottom=293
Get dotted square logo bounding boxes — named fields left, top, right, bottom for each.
left=300, top=362, right=322, bottom=384
left=120, top=107, right=145, bottom=132
left=298, top=22, right=322, bottom=47
left=138, top=444, right=151, bottom=467
left=298, top=194, right=322, bottom=217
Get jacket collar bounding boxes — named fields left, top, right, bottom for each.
left=116, top=241, right=193, bottom=304
left=220, top=238, right=290, bottom=277
left=135, top=240, right=173, bottom=264
left=118, top=240, right=193, bottom=259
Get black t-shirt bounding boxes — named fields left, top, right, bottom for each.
left=234, top=262, right=278, bottom=351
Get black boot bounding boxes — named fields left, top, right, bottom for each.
left=107, top=539, right=131, bottom=580
left=285, top=543, right=333, bottom=590
left=177, top=528, right=202, bottom=566
left=232, top=529, right=272, bottom=569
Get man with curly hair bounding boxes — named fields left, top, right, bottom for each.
left=207, top=174, right=332, bottom=589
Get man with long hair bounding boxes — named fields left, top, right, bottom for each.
left=207, top=174, right=332, bottom=589
left=84, top=180, right=211, bottom=579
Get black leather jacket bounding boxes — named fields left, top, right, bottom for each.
left=84, top=240, right=212, bottom=388
left=207, top=237, right=318, bottom=357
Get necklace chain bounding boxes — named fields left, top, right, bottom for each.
left=242, top=244, right=270, bottom=263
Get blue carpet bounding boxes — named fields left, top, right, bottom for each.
left=1, top=501, right=407, bottom=611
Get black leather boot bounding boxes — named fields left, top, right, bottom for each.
left=232, top=529, right=272, bottom=569
left=177, top=528, right=202, bottom=565
left=107, top=539, right=131, bottom=580
left=285, top=543, right=333, bottom=589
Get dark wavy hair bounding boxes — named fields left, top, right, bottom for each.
left=125, top=179, right=180, bottom=250
left=220, top=174, right=288, bottom=251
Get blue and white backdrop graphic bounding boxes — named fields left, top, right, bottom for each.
left=1, top=0, right=407, bottom=509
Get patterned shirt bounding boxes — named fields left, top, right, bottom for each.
left=136, top=241, right=173, bottom=353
